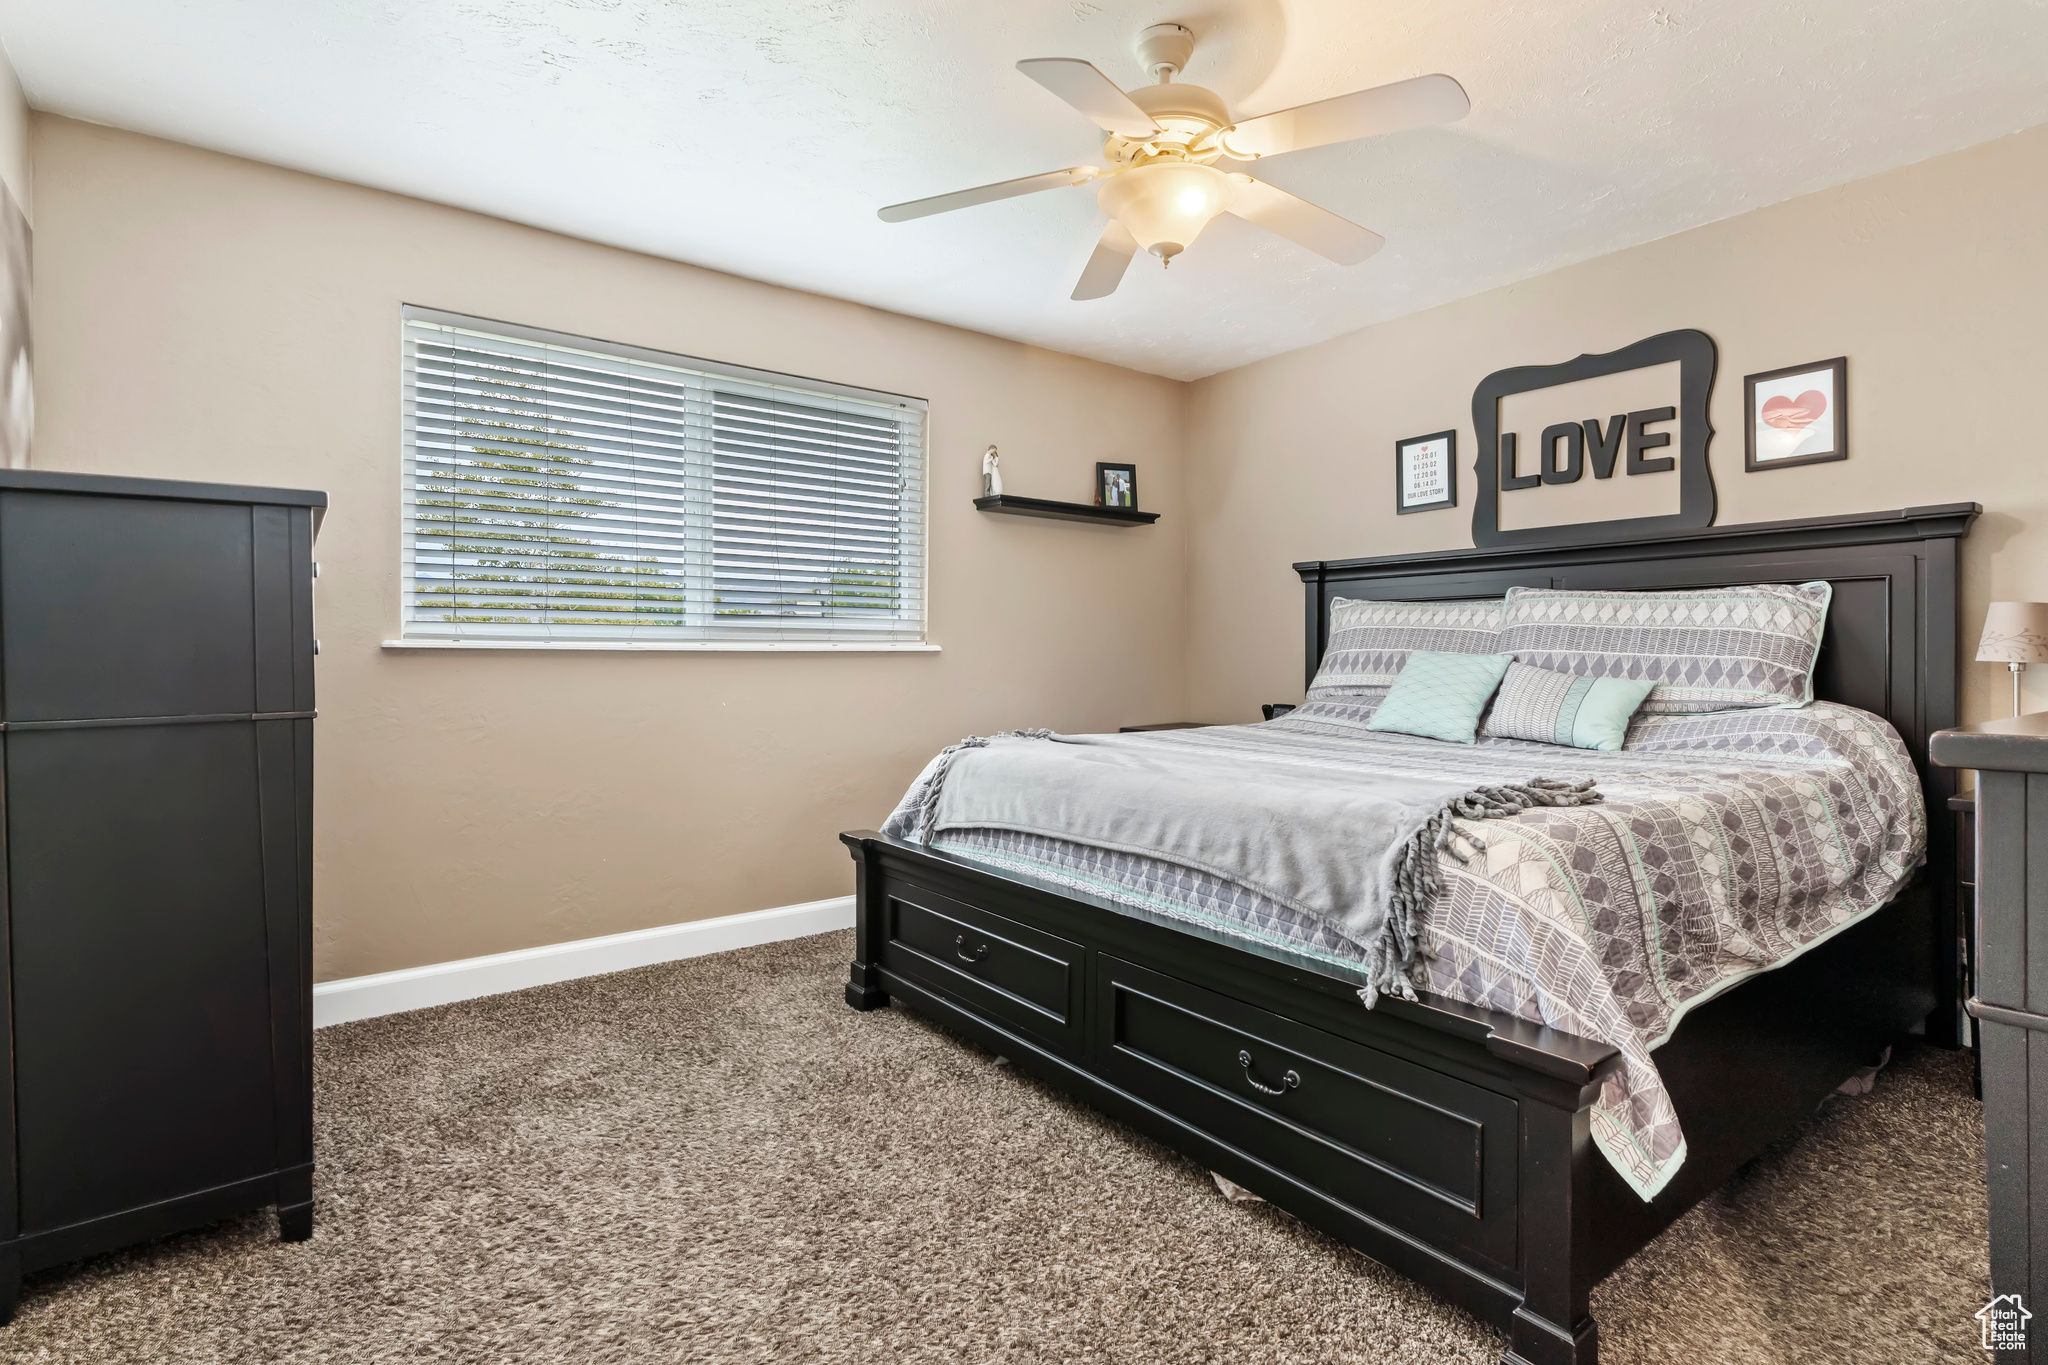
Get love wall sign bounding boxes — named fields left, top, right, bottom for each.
left=1470, top=330, right=1718, bottom=548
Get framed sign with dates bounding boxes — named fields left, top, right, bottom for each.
left=1395, top=430, right=1457, bottom=514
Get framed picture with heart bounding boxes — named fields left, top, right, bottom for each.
left=1744, top=356, right=1847, bottom=472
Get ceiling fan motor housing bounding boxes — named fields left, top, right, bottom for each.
left=1105, top=82, right=1233, bottom=175
left=1126, top=82, right=1230, bottom=131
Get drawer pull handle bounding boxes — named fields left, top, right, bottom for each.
left=1238, top=1049, right=1300, bottom=1097
left=955, top=935, right=990, bottom=964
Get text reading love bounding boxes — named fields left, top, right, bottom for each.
left=1499, top=408, right=1676, bottom=490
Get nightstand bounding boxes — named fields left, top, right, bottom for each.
left=1952, top=791, right=1982, bottom=1097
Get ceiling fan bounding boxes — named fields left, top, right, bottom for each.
left=878, top=23, right=1470, bottom=301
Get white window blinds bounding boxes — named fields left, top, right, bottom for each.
left=400, top=306, right=927, bottom=646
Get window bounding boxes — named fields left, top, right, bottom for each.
left=398, top=307, right=928, bottom=648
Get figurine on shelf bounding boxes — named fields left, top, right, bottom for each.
left=981, top=444, right=1003, bottom=498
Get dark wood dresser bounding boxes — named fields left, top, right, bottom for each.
left=1932, top=715, right=2048, bottom=1363
left=0, top=470, right=323, bottom=1318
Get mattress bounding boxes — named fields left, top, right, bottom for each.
left=888, top=700, right=1925, bottom=1199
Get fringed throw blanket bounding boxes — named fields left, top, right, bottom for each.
left=883, top=702, right=1924, bottom=1202
left=884, top=731, right=1601, bottom=1008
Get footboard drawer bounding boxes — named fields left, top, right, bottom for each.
left=879, top=882, right=1086, bottom=1053
left=1094, top=955, right=1519, bottom=1275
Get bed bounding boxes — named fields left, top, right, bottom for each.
left=838, top=503, right=1976, bottom=1365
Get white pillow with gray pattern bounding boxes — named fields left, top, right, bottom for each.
left=1305, top=597, right=1505, bottom=704
left=1497, top=581, right=1833, bottom=714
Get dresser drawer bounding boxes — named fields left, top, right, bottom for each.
left=1094, top=955, right=1519, bottom=1275
left=879, top=883, right=1086, bottom=1053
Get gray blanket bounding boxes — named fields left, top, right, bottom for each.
left=887, top=730, right=1601, bottom=1005
left=894, top=705, right=1927, bottom=1199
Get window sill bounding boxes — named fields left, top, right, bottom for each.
left=380, top=638, right=941, bottom=654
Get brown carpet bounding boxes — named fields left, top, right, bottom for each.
left=0, top=931, right=1988, bottom=1363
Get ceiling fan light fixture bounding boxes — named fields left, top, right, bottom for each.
left=1096, top=161, right=1234, bottom=263
left=879, top=29, right=1470, bottom=299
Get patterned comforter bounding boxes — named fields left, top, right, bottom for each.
left=888, top=700, right=1924, bottom=1199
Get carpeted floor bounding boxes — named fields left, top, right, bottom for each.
left=0, top=930, right=1987, bottom=1363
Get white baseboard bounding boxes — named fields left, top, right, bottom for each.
left=312, top=895, right=856, bottom=1028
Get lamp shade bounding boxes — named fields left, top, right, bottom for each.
left=1977, top=601, right=2048, bottom=663
left=1096, top=162, right=1235, bottom=263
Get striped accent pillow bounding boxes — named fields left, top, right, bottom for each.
left=1480, top=662, right=1656, bottom=750
left=1306, top=597, right=1505, bottom=704
left=1498, top=582, right=1832, bottom=714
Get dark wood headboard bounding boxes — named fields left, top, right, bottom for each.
left=1296, top=503, right=1978, bottom=778
left=1296, top=502, right=1980, bottom=1037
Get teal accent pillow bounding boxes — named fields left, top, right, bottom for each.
left=1480, top=661, right=1656, bottom=751
left=1365, top=650, right=1515, bottom=745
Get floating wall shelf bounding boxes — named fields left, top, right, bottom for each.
left=974, top=494, right=1159, bottom=526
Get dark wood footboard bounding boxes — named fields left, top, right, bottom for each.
left=842, top=829, right=1934, bottom=1365
left=844, top=828, right=1623, bottom=1365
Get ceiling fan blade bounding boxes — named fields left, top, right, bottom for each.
left=1227, top=177, right=1385, bottom=266
left=1017, top=58, right=1161, bottom=139
left=1071, top=219, right=1139, bottom=301
left=878, top=167, right=1097, bottom=223
left=1220, top=73, right=1469, bottom=159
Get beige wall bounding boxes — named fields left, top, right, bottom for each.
left=29, top=116, right=1188, bottom=979
left=0, top=46, right=27, bottom=474
left=32, top=110, right=2048, bottom=979
left=1186, top=124, right=2048, bottom=730
left=0, top=44, right=25, bottom=220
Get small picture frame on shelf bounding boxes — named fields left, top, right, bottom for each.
left=1745, top=356, right=1847, bottom=471
left=1395, top=430, right=1456, bottom=514
left=1095, top=462, right=1138, bottom=509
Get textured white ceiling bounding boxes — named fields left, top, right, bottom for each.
left=4, top=0, right=2045, bottom=379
